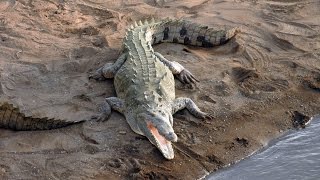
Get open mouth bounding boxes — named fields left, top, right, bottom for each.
left=147, top=121, right=174, bottom=159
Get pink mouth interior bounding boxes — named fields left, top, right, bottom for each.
left=147, top=122, right=169, bottom=146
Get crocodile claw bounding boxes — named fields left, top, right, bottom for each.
left=204, top=113, right=214, bottom=120
left=176, top=69, right=199, bottom=84
left=89, top=67, right=106, bottom=81
left=91, top=102, right=112, bottom=121
left=90, top=114, right=109, bottom=122
left=198, top=112, right=214, bottom=120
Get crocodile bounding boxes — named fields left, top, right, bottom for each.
left=0, top=101, right=83, bottom=130
left=90, top=18, right=239, bottom=159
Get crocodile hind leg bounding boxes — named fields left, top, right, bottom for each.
left=92, top=97, right=124, bottom=121
left=154, top=52, right=199, bottom=84
left=90, top=52, right=127, bottom=80
left=171, top=97, right=212, bottom=119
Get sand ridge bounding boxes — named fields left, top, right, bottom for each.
left=0, top=0, right=319, bottom=179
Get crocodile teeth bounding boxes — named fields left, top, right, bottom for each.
left=138, top=20, right=143, bottom=26
left=130, top=25, right=134, bottom=29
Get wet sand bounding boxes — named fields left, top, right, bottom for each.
left=0, top=0, right=319, bottom=179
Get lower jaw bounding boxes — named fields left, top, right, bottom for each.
left=147, top=122, right=174, bottom=159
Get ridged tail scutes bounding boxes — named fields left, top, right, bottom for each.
left=154, top=18, right=240, bottom=47
left=0, top=102, right=83, bottom=131
left=126, top=18, right=240, bottom=48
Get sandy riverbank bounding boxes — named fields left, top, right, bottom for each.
left=0, top=0, right=319, bottom=179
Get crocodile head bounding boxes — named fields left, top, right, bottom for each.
left=137, top=110, right=178, bottom=159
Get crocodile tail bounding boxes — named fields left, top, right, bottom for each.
left=150, top=18, right=240, bottom=47
left=0, top=102, right=83, bottom=131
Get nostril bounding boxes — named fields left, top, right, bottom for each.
left=166, top=132, right=178, bottom=142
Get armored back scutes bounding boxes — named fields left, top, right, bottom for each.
left=89, top=18, right=237, bottom=159
left=0, top=102, right=83, bottom=131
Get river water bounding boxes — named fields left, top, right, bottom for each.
left=207, top=116, right=320, bottom=180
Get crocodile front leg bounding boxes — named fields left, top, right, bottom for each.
left=90, top=52, right=127, bottom=80
left=171, top=97, right=212, bottom=119
left=154, top=52, right=199, bottom=84
left=92, top=97, right=125, bottom=121
left=106, top=97, right=125, bottom=114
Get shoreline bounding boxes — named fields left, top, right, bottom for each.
left=0, top=0, right=319, bottom=179
left=206, top=115, right=320, bottom=180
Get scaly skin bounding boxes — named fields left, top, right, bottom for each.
left=0, top=102, right=84, bottom=130
left=91, top=18, right=240, bottom=159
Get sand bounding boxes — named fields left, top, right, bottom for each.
left=0, top=0, right=319, bottom=179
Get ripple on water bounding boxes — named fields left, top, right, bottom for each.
left=207, top=116, right=320, bottom=180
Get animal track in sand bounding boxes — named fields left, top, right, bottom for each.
left=207, top=154, right=224, bottom=167
left=106, top=157, right=144, bottom=178
left=0, top=164, right=10, bottom=176
left=231, top=66, right=290, bottom=98
left=302, top=72, right=320, bottom=93
left=81, top=144, right=100, bottom=154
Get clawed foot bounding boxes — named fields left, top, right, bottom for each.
left=90, top=102, right=111, bottom=121
left=90, top=113, right=109, bottom=121
left=89, top=67, right=106, bottom=81
left=197, top=112, right=214, bottom=120
left=176, top=69, right=199, bottom=84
